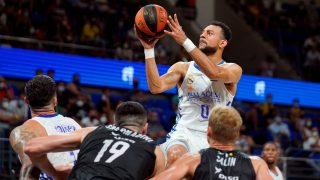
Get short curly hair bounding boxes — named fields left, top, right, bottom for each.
left=25, top=75, right=57, bottom=108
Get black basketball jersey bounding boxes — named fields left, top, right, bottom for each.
left=193, top=148, right=256, bottom=180
left=68, top=125, right=156, bottom=180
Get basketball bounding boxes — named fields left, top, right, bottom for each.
left=135, top=4, right=168, bottom=40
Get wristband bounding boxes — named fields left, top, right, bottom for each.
left=144, top=48, right=155, bottom=59
left=182, top=38, right=196, bottom=53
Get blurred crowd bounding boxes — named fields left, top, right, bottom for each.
left=227, top=0, right=320, bottom=82
left=1, top=70, right=320, bottom=156
left=0, top=0, right=170, bottom=64
left=1, top=0, right=320, bottom=81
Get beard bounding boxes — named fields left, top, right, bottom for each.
left=266, top=159, right=275, bottom=166
left=200, top=46, right=217, bottom=55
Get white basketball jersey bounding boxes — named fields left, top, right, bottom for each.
left=269, top=166, right=284, bottom=180
left=176, top=61, right=234, bottom=132
left=31, top=114, right=81, bottom=167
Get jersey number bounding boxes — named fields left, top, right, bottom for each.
left=201, top=104, right=209, bottom=119
left=94, top=140, right=130, bottom=163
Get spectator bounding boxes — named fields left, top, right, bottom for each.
left=81, top=108, right=104, bottom=127
left=235, top=125, right=255, bottom=154
left=289, top=98, right=304, bottom=130
left=47, top=69, right=55, bottom=79
left=268, top=114, right=291, bottom=150
left=260, top=93, right=276, bottom=121
left=302, top=119, right=319, bottom=150
left=66, top=73, right=83, bottom=98
left=35, top=69, right=44, bottom=75
left=147, top=110, right=166, bottom=143
left=0, top=76, right=10, bottom=101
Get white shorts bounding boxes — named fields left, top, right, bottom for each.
left=160, top=124, right=209, bottom=158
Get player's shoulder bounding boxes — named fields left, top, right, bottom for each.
left=172, top=61, right=190, bottom=68
left=249, top=155, right=263, bottom=160
left=221, top=61, right=241, bottom=68
left=249, top=155, right=266, bottom=165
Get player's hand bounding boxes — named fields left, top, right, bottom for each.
left=134, top=25, right=159, bottom=49
left=164, top=14, right=187, bottom=46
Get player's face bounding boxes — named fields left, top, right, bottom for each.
left=262, top=144, right=278, bottom=165
left=199, top=25, right=224, bottom=55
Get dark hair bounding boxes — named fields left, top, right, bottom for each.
left=115, top=101, right=147, bottom=128
left=263, top=142, right=279, bottom=150
left=211, top=21, right=232, bottom=42
left=25, top=75, right=57, bottom=108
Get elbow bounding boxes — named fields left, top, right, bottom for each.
left=149, top=89, right=161, bottom=94
left=24, top=145, right=41, bottom=157
left=148, top=86, right=163, bottom=94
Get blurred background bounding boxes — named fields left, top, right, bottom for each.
left=0, top=0, right=320, bottom=179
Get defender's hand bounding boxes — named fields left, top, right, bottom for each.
left=164, top=14, right=188, bottom=46
left=134, top=25, right=159, bottom=49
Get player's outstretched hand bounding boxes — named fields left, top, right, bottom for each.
left=164, top=14, right=188, bottom=46
left=134, top=25, right=159, bottom=49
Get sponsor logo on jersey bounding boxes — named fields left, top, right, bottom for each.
left=218, top=174, right=239, bottom=180
left=187, top=74, right=194, bottom=84
left=186, top=91, right=221, bottom=103
left=55, top=125, right=77, bottom=133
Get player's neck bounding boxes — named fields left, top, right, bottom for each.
left=207, top=54, right=223, bottom=65
left=269, top=164, right=277, bottom=172
left=210, top=140, right=234, bottom=151
left=123, top=126, right=143, bottom=134
left=31, top=106, right=56, bottom=117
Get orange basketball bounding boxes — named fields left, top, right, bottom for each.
left=135, top=4, right=168, bottom=40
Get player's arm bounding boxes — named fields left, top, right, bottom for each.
left=151, top=146, right=166, bottom=177
left=134, top=26, right=185, bottom=94
left=146, top=61, right=185, bottom=94
left=250, top=156, right=273, bottom=180
left=151, top=153, right=200, bottom=180
left=24, top=127, right=96, bottom=155
left=165, top=14, right=242, bottom=84
left=9, top=122, right=44, bottom=180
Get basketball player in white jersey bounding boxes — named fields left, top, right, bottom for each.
left=9, top=75, right=81, bottom=179
left=262, top=142, right=284, bottom=180
left=135, top=14, right=242, bottom=167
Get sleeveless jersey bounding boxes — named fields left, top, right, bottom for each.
left=69, top=125, right=156, bottom=180
left=193, top=148, right=256, bottom=180
left=31, top=114, right=81, bottom=179
left=269, top=166, right=284, bottom=180
left=176, top=61, right=234, bottom=131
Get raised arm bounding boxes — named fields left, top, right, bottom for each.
left=134, top=26, right=186, bottom=94
left=165, top=14, right=242, bottom=84
left=9, top=121, right=46, bottom=179
left=152, top=153, right=200, bottom=180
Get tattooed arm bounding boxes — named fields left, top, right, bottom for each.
left=9, top=121, right=46, bottom=180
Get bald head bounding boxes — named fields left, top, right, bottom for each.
left=208, top=105, right=242, bottom=144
